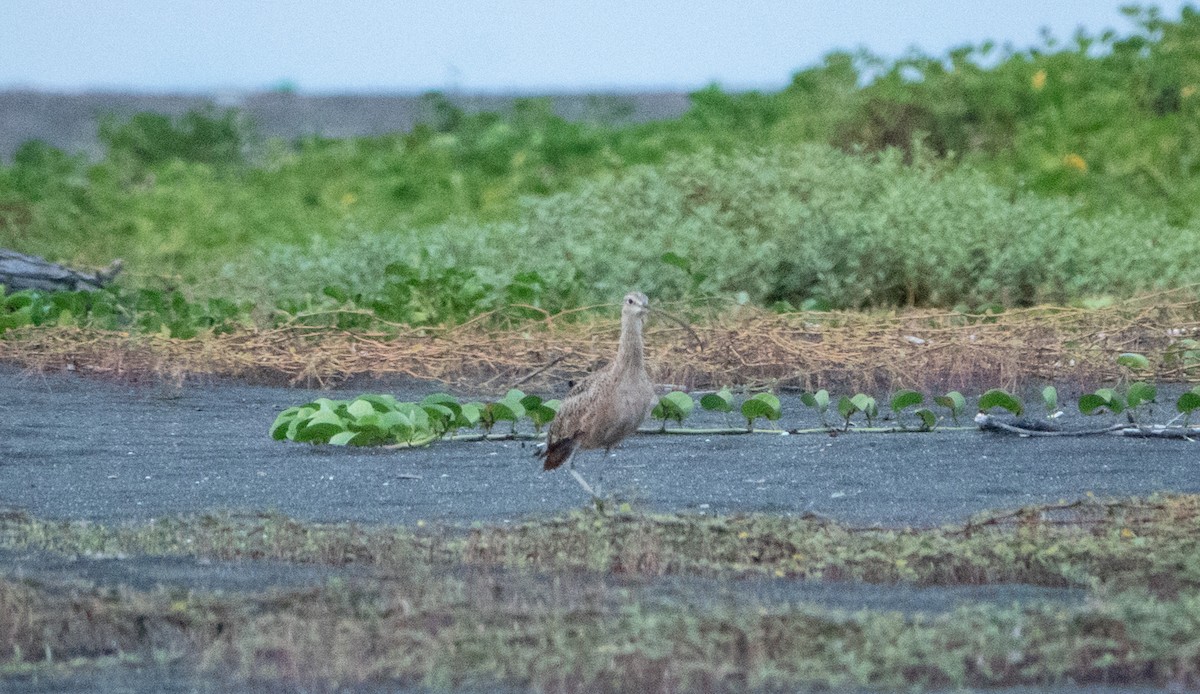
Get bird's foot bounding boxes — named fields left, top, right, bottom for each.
left=569, top=469, right=598, bottom=498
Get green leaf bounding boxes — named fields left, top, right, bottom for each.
left=293, top=409, right=346, bottom=443
left=978, top=389, right=1023, bottom=416
left=1116, top=352, right=1150, bottom=370
left=837, top=395, right=858, bottom=420
left=741, top=398, right=776, bottom=426
left=748, top=392, right=781, bottom=420
left=850, top=393, right=875, bottom=415
left=934, top=391, right=966, bottom=416
left=700, top=388, right=733, bottom=413
left=270, top=407, right=301, bottom=440
left=889, top=389, right=923, bottom=413
left=1042, top=386, right=1058, bottom=412
left=653, top=391, right=695, bottom=424
left=528, top=400, right=559, bottom=431
left=801, top=389, right=831, bottom=411
left=1126, top=381, right=1156, bottom=409
left=1177, top=391, right=1200, bottom=414
left=661, top=251, right=691, bottom=273
left=486, top=401, right=522, bottom=423
left=914, top=408, right=937, bottom=431
left=421, top=393, right=458, bottom=407
left=519, top=394, right=544, bottom=410
left=1079, top=390, right=1123, bottom=416
left=457, top=402, right=483, bottom=428
left=329, top=431, right=359, bottom=446
left=1078, top=394, right=1107, bottom=416
left=347, top=398, right=377, bottom=420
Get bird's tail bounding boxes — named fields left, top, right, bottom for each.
left=539, top=436, right=576, bottom=471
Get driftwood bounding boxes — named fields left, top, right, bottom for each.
left=975, top=413, right=1198, bottom=440
left=0, top=249, right=122, bottom=292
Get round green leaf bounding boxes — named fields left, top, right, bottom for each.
left=748, top=392, right=781, bottom=420
left=328, top=431, right=359, bottom=446
left=914, top=408, right=937, bottom=431
left=270, top=407, right=301, bottom=440
left=1041, top=386, right=1058, bottom=412
left=1177, top=391, right=1200, bottom=414
left=978, top=389, right=1023, bottom=416
left=1116, top=352, right=1150, bottom=370
left=934, top=391, right=966, bottom=416
left=741, top=398, right=776, bottom=423
left=802, top=389, right=831, bottom=411
left=1126, top=382, right=1156, bottom=409
left=347, top=398, right=377, bottom=420
left=700, top=388, right=733, bottom=413
left=890, top=389, right=923, bottom=413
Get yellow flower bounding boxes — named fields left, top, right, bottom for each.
left=1032, top=69, right=1047, bottom=91
left=1063, top=153, right=1088, bottom=172
left=340, top=192, right=358, bottom=207
left=1120, top=528, right=1135, bottom=539
left=737, top=531, right=750, bottom=539
left=1183, top=85, right=1197, bottom=99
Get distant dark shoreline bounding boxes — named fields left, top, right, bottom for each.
left=0, top=89, right=692, bottom=161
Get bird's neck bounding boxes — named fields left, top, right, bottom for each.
left=615, top=313, right=644, bottom=372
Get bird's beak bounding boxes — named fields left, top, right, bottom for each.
left=646, top=305, right=704, bottom=350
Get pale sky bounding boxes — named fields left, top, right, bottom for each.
left=1, top=1, right=1192, bottom=93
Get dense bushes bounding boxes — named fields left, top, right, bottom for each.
left=238, top=145, right=1200, bottom=317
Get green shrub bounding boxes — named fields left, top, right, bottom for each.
left=246, top=144, right=1199, bottom=314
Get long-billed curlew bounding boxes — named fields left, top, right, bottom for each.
left=538, top=291, right=657, bottom=497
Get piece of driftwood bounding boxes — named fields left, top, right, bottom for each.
left=0, top=249, right=122, bottom=292
left=975, top=413, right=1197, bottom=439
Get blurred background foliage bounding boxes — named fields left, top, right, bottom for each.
left=1, top=5, right=1198, bottom=331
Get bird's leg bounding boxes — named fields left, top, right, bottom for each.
left=566, top=451, right=598, bottom=498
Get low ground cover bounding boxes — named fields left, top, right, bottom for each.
left=1, top=495, right=1197, bottom=691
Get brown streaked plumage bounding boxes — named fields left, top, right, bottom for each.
left=538, top=291, right=657, bottom=495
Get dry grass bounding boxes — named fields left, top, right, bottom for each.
left=3, top=291, right=1199, bottom=392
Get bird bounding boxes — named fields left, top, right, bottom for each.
left=538, top=291, right=658, bottom=497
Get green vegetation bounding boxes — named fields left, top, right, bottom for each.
left=2, top=7, right=1199, bottom=331
left=273, top=376, right=1200, bottom=446
left=1, top=496, right=1199, bottom=690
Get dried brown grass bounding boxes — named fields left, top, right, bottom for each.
left=2, top=291, right=1199, bottom=393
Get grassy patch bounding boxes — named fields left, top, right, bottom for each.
left=3, top=495, right=1198, bottom=591
left=1, top=496, right=1199, bottom=691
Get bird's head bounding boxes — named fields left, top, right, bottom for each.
left=621, top=291, right=650, bottom=319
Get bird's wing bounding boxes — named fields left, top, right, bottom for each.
left=564, top=362, right=610, bottom=398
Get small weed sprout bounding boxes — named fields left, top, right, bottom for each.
left=519, top=394, right=560, bottom=434
left=1177, top=386, right=1200, bottom=428
left=1124, top=382, right=1157, bottom=427
left=889, top=389, right=932, bottom=430
left=1079, top=388, right=1125, bottom=416
left=837, top=393, right=878, bottom=431
left=934, top=391, right=966, bottom=425
left=652, top=391, right=695, bottom=431
left=480, top=389, right=527, bottom=435
left=978, top=388, right=1023, bottom=417
left=741, top=392, right=782, bottom=431
left=801, top=389, right=832, bottom=428
left=1041, top=386, right=1061, bottom=418
left=700, top=387, right=734, bottom=426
